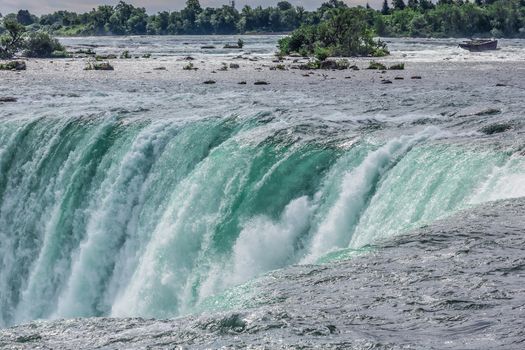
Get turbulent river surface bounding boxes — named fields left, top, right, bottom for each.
left=1, top=35, right=525, bottom=349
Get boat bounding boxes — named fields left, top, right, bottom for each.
left=459, top=39, right=498, bottom=52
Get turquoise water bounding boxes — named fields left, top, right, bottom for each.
left=0, top=113, right=523, bottom=327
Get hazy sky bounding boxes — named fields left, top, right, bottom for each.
left=0, top=0, right=379, bottom=16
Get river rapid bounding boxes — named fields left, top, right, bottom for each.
left=0, top=35, right=524, bottom=349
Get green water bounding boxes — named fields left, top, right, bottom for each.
left=0, top=115, right=522, bottom=327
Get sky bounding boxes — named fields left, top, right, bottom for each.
left=0, top=0, right=380, bottom=16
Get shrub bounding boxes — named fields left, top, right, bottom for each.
left=389, top=63, right=405, bottom=70
left=84, top=61, right=114, bottom=70
left=314, top=46, right=331, bottom=61
left=120, top=50, right=131, bottom=59
left=278, top=8, right=389, bottom=58
left=367, top=61, right=387, bottom=70
left=24, top=32, right=65, bottom=58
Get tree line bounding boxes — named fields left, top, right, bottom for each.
left=0, top=0, right=524, bottom=38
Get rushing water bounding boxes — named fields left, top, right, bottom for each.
left=1, top=35, right=525, bottom=348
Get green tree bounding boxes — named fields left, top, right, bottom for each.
left=16, top=10, right=35, bottom=25
left=0, top=20, right=26, bottom=58
left=381, top=0, right=391, bottom=14
left=393, top=0, right=407, bottom=11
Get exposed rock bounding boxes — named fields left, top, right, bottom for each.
left=0, top=61, right=26, bottom=71
left=474, top=108, right=501, bottom=116
left=201, top=46, right=216, bottom=49
left=411, top=76, right=422, bottom=79
left=229, top=63, right=240, bottom=69
left=381, top=79, right=393, bottom=84
left=153, top=67, right=167, bottom=70
left=224, top=44, right=242, bottom=49
left=0, top=97, right=17, bottom=103
left=238, top=81, right=247, bottom=85
left=203, top=80, right=216, bottom=85
left=183, top=62, right=198, bottom=71
left=95, top=54, right=117, bottom=60
left=84, top=62, right=114, bottom=71
left=480, top=123, right=512, bottom=135
left=394, top=76, right=404, bottom=80
left=254, top=81, right=269, bottom=85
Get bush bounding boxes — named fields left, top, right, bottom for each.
left=120, top=50, right=131, bottom=59
left=278, top=8, right=389, bottom=58
left=367, top=61, right=387, bottom=70
left=24, top=32, right=65, bottom=58
left=388, top=63, right=405, bottom=70
left=84, top=61, right=114, bottom=70
left=314, top=46, right=331, bottom=61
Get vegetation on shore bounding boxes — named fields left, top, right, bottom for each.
left=278, top=8, right=389, bottom=58
left=0, top=0, right=524, bottom=38
left=1, top=20, right=65, bottom=59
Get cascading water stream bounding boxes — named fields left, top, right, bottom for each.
left=0, top=115, right=524, bottom=328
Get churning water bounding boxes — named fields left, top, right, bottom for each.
left=1, top=35, right=525, bottom=349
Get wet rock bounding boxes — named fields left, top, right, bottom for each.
left=84, top=62, right=114, bottom=71
left=0, top=61, right=26, bottom=71
left=15, top=334, right=42, bottom=343
left=0, top=97, right=17, bottom=103
left=480, top=123, right=512, bottom=135
left=95, top=54, right=117, bottom=60
left=183, top=62, right=198, bottom=71
left=474, top=108, right=501, bottom=116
